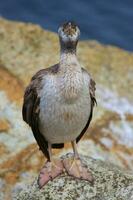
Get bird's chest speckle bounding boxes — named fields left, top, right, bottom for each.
left=39, top=72, right=91, bottom=144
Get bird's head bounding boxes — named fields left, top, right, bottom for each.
left=58, top=22, right=80, bottom=51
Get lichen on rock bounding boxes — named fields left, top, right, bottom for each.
left=13, top=154, right=133, bottom=200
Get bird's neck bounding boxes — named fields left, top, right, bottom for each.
left=59, top=49, right=82, bottom=102
left=59, top=49, right=80, bottom=73
left=60, top=50, right=77, bottom=63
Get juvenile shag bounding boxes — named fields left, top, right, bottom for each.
left=22, top=21, right=96, bottom=188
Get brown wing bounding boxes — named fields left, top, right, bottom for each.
left=22, top=65, right=64, bottom=160
left=76, top=68, right=97, bottom=143
left=22, top=78, right=51, bottom=160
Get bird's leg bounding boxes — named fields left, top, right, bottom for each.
left=63, top=140, right=94, bottom=182
left=38, top=143, right=64, bottom=188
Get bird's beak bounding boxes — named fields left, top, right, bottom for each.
left=64, top=25, right=75, bottom=36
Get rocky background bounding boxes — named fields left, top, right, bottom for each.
left=0, top=18, right=133, bottom=200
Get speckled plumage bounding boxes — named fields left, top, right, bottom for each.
left=22, top=22, right=96, bottom=160
left=39, top=53, right=91, bottom=144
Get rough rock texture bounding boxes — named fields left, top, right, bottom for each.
left=0, top=18, right=133, bottom=199
left=13, top=154, right=133, bottom=200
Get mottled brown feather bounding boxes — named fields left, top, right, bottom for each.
left=22, top=64, right=64, bottom=160
left=22, top=65, right=96, bottom=158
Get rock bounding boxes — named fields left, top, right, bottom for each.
left=13, top=154, right=133, bottom=200
left=0, top=119, right=10, bottom=132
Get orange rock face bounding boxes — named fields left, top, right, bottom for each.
left=0, top=66, right=24, bottom=104
left=0, top=119, right=10, bottom=132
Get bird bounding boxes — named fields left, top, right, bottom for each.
left=22, top=21, right=97, bottom=188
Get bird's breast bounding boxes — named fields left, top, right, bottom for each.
left=59, top=69, right=83, bottom=103
left=38, top=73, right=91, bottom=144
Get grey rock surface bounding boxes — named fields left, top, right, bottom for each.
left=14, top=154, right=133, bottom=200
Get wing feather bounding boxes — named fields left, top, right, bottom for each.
left=22, top=65, right=64, bottom=160
left=22, top=80, right=50, bottom=159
